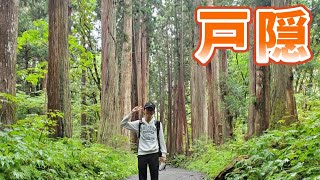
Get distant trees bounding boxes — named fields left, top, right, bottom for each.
left=3, top=0, right=319, bottom=157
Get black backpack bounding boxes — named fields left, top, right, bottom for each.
left=138, top=120, right=162, bottom=157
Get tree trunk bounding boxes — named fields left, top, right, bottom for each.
left=172, top=0, right=186, bottom=155
left=48, top=0, right=72, bottom=138
left=120, top=0, right=132, bottom=141
left=133, top=0, right=143, bottom=119
left=255, top=66, right=270, bottom=135
left=220, top=50, right=233, bottom=139
left=191, top=0, right=208, bottom=142
left=214, top=50, right=231, bottom=144
left=246, top=0, right=271, bottom=139
left=98, top=0, right=120, bottom=145
left=207, top=62, right=215, bottom=142
left=205, top=0, right=215, bottom=142
left=255, top=0, right=271, bottom=137
left=270, top=0, right=298, bottom=128
left=160, top=75, right=165, bottom=131
left=270, top=65, right=297, bottom=127
left=141, top=1, right=149, bottom=103
left=247, top=17, right=256, bottom=139
left=179, top=0, right=189, bottom=156
left=166, top=29, right=173, bottom=157
left=212, top=50, right=221, bottom=144
left=131, top=23, right=139, bottom=148
left=0, top=0, right=19, bottom=125
left=131, top=0, right=149, bottom=148
left=80, top=69, right=87, bottom=140
left=204, top=0, right=230, bottom=145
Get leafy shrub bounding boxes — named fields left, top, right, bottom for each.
left=172, top=137, right=236, bottom=178
left=15, top=92, right=46, bottom=119
left=0, top=115, right=137, bottom=179
left=226, top=116, right=320, bottom=180
left=177, top=105, right=320, bottom=179
left=187, top=144, right=235, bottom=178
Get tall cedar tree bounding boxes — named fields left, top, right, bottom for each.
left=48, top=0, right=72, bottom=137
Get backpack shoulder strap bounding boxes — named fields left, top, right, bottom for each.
left=138, top=120, right=143, bottom=139
left=155, top=121, right=161, bottom=151
left=156, top=121, right=160, bottom=136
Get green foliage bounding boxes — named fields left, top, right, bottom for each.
left=19, top=0, right=48, bottom=34
left=187, top=143, right=235, bottom=178
left=225, top=52, right=250, bottom=120
left=0, top=93, right=18, bottom=104
left=0, top=93, right=18, bottom=112
left=16, top=19, right=48, bottom=94
left=0, top=116, right=137, bottom=179
left=15, top=91, right=46, bottom=119
left=171, top=137, right=236, bottom=178
left=67, top=0, right=101, bottom=138
left=17, top=62, right=47, bottom=86
left=17, top=19, right=48, bottom=51
left=176, top=102, right=320, bottom=179
left=227, top=114, right=320, bottom=179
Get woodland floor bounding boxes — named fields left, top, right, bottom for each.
left=126, top=165, right=207, bottom=180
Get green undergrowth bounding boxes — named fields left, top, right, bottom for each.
left=227, top=117, right=320, bottom=179
left=0, top=115, right=137, bottom=180
left=173, top=110, right=320, bottom=179
left=171, top=137, right=237, bottom=179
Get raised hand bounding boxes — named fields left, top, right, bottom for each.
left=131, top=106, right=144, bottom=113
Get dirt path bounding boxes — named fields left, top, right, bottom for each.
left=126, top=165, right=207, bottom=180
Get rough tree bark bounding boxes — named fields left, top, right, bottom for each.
left=132, top=0, right=145, bottom=119
left=171, top=0, right=186, bottom=155
left=220, top=50, right=233, bottom=139
left=166, top=27, right=173, bottom=157
left=213, top=51, right=222, bottom=144
left=48, top=0, right=72, bottom=137
left=141, top=0, right=149, bottom=104
left=246, top=0, right=271, bottom=139
left=131, top=12, right=139, bottom=147
left=255, top=66, right=270, bottom=136
left=207, top=60, right=216, bottom=142
left=205, top=0, right=231, bottom=145
left=247, top=16, right=256, bottom=138
left=179, top=0, right=189, bottom=156
left=120, top=0, right=133, bottom=140
left=0, top=0, right=19, bottom=125
left=98, top=0, right=120, bottom=145
left=270, top=0, right=298, bottom=128
left=160, top=75, right=165, bottom=130
left=131, top=0, right=149, bottom=148
left=191, top=0, right=208, bottom=142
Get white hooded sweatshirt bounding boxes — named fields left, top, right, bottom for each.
left=121, top=112, right=167, bottom=157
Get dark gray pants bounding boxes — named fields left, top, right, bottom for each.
left=138, top=153, right=159, bottom=180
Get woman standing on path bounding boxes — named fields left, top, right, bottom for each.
left=121, top=102, right=167, bottom=180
